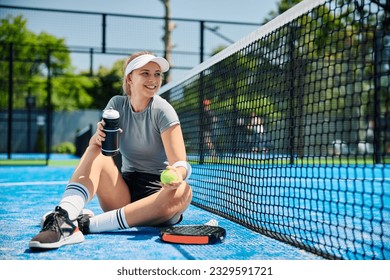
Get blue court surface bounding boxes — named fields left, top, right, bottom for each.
left=0, top=166, right=323, bottom=260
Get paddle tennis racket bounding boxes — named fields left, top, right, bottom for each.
left=160, top=224, right=226, bottom=245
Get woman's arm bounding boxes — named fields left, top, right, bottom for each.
left=161, top=124, right=189, bottom=184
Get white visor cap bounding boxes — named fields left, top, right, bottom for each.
left=125, top=54, right=170, bottom=76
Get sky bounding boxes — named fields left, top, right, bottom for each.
left=0, top=0, right=281, bottom=80
left=0, top=0, right=279, bottom=23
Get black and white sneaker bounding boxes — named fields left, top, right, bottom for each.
left=77, top=213, right=91, bottom=235
left=40, top=208, right=94, bottom=228
left=29, top=206, right=84, bottom=250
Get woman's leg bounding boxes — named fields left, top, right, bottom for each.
left=73, top=145, right=193, bottom=233
left=69, top=144, right=131, bottom=210
left=29, top=144, right=129, bottom=250
left=87, top=181, right=192, bottom=233
left=122, top=181, right=192, bottom=227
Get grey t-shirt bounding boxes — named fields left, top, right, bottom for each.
left=105, top=95, right=180, bottom=174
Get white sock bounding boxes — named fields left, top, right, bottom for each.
left=58, top=182, right=90, bottom=221
left=88, top=207, right=129, bottom=233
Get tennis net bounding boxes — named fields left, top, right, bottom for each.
left=159, top=0, right=390, bottom=259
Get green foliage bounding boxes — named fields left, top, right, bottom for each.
left=1, top=15, right=148, bottom=112
left=88, top=59, right=125, bottom=109
left=52, top=142, right=76, bottom=154
left=255, top=0, right=381, bottom=121
left=0, top=14, right=29, bottom=43
left=51, top=75, right=95, bottom=110
left=0, top=14, right=95, bottom=110
left=0, top=15, right=72, bottom=75
left=169, top=49, right=278, bottom=119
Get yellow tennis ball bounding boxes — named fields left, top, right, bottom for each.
left=160, top=169, right=178, bottom=184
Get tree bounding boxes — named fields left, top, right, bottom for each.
left=0, top=15, right=94, bottom=110
left=87, top=59, right=124, bottom=109
left=260, top=0, right=389, bottom=157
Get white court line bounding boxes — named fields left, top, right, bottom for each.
left=0, top=181, right=68, bottom=187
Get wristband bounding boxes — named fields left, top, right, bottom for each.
left=172, top=161, right=192, bottom=181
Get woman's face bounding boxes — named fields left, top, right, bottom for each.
left=128, top=62, right=163, bottom=99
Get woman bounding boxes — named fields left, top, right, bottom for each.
left=29, top=51, right=193, bottom=250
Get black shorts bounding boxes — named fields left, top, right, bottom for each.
left=121, top=171, right=183, bottom=227
left=122, top=171, right=161, bottom=203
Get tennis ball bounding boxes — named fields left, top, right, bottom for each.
left=160, top=169, right=178, bottom=184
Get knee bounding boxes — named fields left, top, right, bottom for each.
left=158, top=183, right=192, bottom=217
left=83, top=145, right=116, bottom=167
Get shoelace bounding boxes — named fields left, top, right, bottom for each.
left=42, top=212, right=71, bottom=237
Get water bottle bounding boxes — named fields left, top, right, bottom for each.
left=101, top=107, right=120, bottom=156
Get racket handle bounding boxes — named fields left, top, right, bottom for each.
left=204, top=219, right=218, bottom=226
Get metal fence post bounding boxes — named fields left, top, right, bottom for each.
left=7, top=43, right=14, bottom=159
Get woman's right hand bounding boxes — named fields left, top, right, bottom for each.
left=90, top=120, right=106, bottom=147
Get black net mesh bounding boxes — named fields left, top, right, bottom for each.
left=160, top=0, right=390, bottom=260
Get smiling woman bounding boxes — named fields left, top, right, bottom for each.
left=122, top=52, right=169, bottom=107
left=29, top=50, right=193, bottom=251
